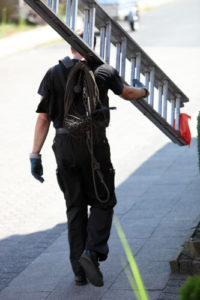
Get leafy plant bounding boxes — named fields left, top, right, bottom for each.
left=114, top=217, right=149, bottom=300
left=197, top=112, right=200, bottom=173
left=1, top=7, right=7, bottom=25
left=179, top=275, right=200, bottom=300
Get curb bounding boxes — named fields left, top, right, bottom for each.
left=170, top=216, right=200, bottom=275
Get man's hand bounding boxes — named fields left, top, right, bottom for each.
left=30, top=153, right=44, bottom=183
left=132, top=79, right=149, bottom=98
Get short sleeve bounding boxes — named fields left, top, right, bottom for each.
left=36, top=68, right=53, bottom=114
left=37, top=68, right=52, bottom=97
left=107, top=66, right=124, bottom=95
left=94, top=64, right=124, bottom=95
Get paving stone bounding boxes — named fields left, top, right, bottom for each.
left=100, top=289, right=138, bottom=300
left=192, top=260, right=200, bottom=274
left=158, top=292, right=180, bottom=300
left=137, top=246, right=176, bottom=262
left=46, top=274, right=111, bottom=300
left=167, top=279, right=186, bottom=287
left=0, top=290, right=49, bottom=300
left=163, top=285, right=180, bottom=294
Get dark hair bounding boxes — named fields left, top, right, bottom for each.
left=76, top=29, right=96, bottom=49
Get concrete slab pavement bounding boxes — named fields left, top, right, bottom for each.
left=0, top=25, right=61, bottom=59
left=0, top=137, right=199, bottom=299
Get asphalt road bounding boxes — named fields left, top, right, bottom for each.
left=0, top=0, right=199, bottom=293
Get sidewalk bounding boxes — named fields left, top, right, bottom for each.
left=0, top=137, right=199, bottom=300
left=0, top=25, right=61, bottom=59
left=0, top=3, right=199, bottom=299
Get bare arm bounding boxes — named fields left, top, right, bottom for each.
left=32, top=112, right=50, bottom=154
left=120, top=85, right=146, bottom=100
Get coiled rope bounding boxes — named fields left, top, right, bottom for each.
left=63, top=61, right=110, bottom=203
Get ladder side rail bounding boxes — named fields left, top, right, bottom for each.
left=130, top=99, right=187, bottom=146
left=78, top=0, right=189, bottom=105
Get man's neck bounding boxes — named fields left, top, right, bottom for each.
left=72, top=53, right=84, bottom=60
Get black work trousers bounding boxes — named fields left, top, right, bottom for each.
left=52, top=132, right=117, bottom=276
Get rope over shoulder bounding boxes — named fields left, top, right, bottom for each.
left=63, top=60, right=111, bottom=203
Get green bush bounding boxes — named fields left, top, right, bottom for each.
left=179, top=275, right=200, bottom=300
left=1, top=7, right=7, bottom=25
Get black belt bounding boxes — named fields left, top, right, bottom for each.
left=56, top=128, right=70, bottom=134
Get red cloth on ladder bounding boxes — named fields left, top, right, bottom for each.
left=179, top=113, right=191, bottom=146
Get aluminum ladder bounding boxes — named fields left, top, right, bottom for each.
left=24, top=0, right=189, bottom=146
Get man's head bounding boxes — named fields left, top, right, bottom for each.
left=71, top=29, right=97, bottom=59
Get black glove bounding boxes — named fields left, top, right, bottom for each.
left=132, top=79, right=149, bottom=98
left=30, top=154, right=44, bottom=183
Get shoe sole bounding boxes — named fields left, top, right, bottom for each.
left=79, top=255, right=104, bottom=287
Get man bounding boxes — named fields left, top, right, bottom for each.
left=127, top=10, right=135, bottom=31
left=30, top=35, right=148, bottom=287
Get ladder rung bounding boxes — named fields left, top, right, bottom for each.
left=144, top=72, right=149, bottom=103
left=130, top=57, right=135, bottom=85
left=175, top=95, right=181, bottom=130
left=89, top=6, right=95, bottom=48
left=71, top=0, right=78, bottom=30
left=105, top=22, right=111, bottom=64
left=163, top=80, right=168, bottom=120
left=83, top=9, right=89, bottom=44
left=66, top=0, right=71, bottom=26
left=171, top=99, right=175, bottom=127
left=121, top=38, right=126, bottom=79
left=149, top=68, right=155, bottom=107
left=48, top=0, right=52, bottom=8
left=53, top=0, right=59, bottom=14
left=100, top=26, right=106, bottom=59
left=115, top=42, right=121, bottom=73
left=158, top=84, right=162, bottom=115
left=135, top=53, right=141, bottom=80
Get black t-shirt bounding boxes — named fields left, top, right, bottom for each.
left=37, top=57, right=124, bottom=128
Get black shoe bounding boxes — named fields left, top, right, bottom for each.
left=79, top=250, right=104, bottom=287
left=74, top=273, right=88, bottom=286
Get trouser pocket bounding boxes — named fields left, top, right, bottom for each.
left=56, top=169, right=65, bottom=193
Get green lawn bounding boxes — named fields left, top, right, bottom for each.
left=0, top=23, right=39, bottom=39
